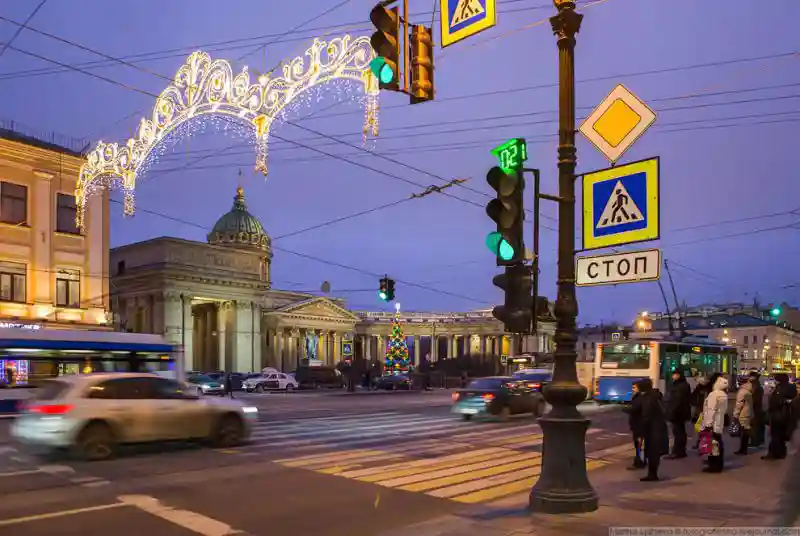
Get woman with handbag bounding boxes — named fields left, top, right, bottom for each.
left=701, top=374, right=729, bottom=473
left=732, top=376, right=754, bottom=454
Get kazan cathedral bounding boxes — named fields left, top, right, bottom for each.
left=110, top=185, right=554, bottom=374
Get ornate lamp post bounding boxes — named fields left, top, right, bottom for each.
left=529, top=0, right=598, bottom=514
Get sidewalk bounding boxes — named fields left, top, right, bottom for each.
left=381, top=445, right=795, bottom=535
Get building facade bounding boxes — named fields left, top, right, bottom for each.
left=110, top=186, right=555, bottom=373
left=0, top=129, right=110, bottom=331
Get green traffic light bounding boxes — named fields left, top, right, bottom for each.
left=369, top=57, right=395, bottom=84
left=771, top=307, right=781, bottom=316
left=485, top=232, right=516, bottom=261
left=379, top=291, right=388, bottom=301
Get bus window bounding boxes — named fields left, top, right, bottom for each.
left=600, top=343, right=650, bottom=369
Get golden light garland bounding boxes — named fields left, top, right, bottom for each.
left=75, top=34, right=380, bottom=229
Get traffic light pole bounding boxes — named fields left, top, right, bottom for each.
left=529, top=0, right=598, bottom=514
left=523, top=168, right=541, bottom=335
left=403, top=0, right=409, bottom=93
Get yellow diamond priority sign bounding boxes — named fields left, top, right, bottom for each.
left=579, top=84, right=656, bottom=165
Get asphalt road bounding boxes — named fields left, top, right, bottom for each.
left=0, top=391, right=630, bottom=536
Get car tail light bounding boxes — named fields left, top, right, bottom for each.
left=482, top=393, right=494, bottom=402
left=528, top=383, right=541, bottom=389
left=451, top=392, right=460, bottom=401
left=28, top=404, right=73, bottom=415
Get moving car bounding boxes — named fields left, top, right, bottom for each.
left=242, top=372, right=299, bottom=392
left=374, top=373, right=412, bottom=391
left=11, top=373, right=258, bottom=461
left=186, top=373, right=225, bottom=396
left=451, top=377, right=545, bottom=421
left=511, top=368, right=552, bottom=393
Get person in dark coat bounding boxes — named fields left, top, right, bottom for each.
left=666, top=368, right=692, bottom=459
left=763, top=373, right=798, bottom=460
left=624, top=382, right=646, bottom=469
left=630, top=378, right=668, bottom=481
left=775, top=428, right=800, bottom=526
left=749, top=371, right=766, bottom=447
left=224, top=373, right=234, bottom=398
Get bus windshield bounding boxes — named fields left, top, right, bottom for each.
left=600, top=343, right=650, bottom=369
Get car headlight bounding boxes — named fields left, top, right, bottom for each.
left=242, top=406, right=258, bottom=414
left=202, top=384, right=211, bottom=389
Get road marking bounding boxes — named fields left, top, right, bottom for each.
left=40, top=465, right=76, bottom=475
left=0, top=503, right=126, bottom=526
left=399, top=455, right=543, bottom=492
left=351, top=448, right=510, bottom=482
left=118, top=495, right=247, bottom=536
left=0, top=469, right=42, bottom=477
left=373, top=451, right=529, bottom=488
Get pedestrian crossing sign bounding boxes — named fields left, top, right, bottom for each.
left=582, top=157, right=660, bottom=251
left=440, top=0, right=496, bottom=47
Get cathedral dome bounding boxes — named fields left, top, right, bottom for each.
left=207, top=185, right=270, bottom=252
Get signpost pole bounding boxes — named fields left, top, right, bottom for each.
left=529, top=0, right=598, bottom=514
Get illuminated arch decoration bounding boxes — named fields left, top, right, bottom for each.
left=75, top=34, right=380, bottom=229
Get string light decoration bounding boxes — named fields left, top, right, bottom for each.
left=385, top=303, right=410, bottom=371
left=75, top=34, right=380, bottom=229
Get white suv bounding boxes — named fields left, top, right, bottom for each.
left=11, top=373, right=258, bottom=461
left=243, top=372, right=299, bottom=393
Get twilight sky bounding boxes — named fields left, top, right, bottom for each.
left=1, top=0, right=798, bottom=325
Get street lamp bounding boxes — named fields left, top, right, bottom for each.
left=529, top=0, right=597, bottom=515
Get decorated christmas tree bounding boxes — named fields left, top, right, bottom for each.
left=385, top=303, right=410, bottom=371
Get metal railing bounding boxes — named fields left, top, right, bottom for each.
left=0, top=118, right=89, bottom=154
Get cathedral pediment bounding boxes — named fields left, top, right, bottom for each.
left=274, top=297, right=359, bottom=321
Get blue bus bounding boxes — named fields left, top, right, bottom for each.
left=0, top=328, right=183, bottom=388
left=593, top=336, right=738, bottom=403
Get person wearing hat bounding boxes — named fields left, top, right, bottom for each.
left=665, top=368, right=692, bottom=459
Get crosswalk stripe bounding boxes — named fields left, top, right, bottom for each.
left=450, top=459, right=608, bottom=504
left=428, top=462, right=544, bottom=498
left=251, top=417, right=468, bottom=440
left=397, top=455, right=543, bottom=493
left=277, top=449, right=387, bottom=466
left=350, top=448, right=510, bottom=482
left=264, top=412, right=404, bottom=426
left=370, top=452, right=528, bottom=487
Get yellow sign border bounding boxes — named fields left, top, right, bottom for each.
left=440, top=0, right=497, bottom=47
left=581, top=157, right=660, bottom=251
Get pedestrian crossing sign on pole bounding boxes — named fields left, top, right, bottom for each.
left=581, top=157, right=660, bottom=251
left=579, top=84, right=657, bottom=165
left=440, top=0, right=496, bottom=47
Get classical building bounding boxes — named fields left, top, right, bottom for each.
left=110, top=185, right=555, bottom=373
left=0, top=126, right=110, bottom=331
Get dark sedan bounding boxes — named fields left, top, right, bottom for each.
left=451, top=377, right=545, bottom=421
left=374, top=373, right=412, bottom=391
left=511, top=369, right=552, bottom=393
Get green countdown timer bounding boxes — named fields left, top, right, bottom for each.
left=491, top=138, right=528, bottom=170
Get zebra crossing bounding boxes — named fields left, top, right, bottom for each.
left=233, top=411, right=633, bottom=506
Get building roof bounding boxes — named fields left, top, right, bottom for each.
left=206, top=185, right=270, bottom=252
left=650, top=313, right=777, bottom=331
left=0, top=123, right=86, bottom=158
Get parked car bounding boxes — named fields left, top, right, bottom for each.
left=451, top=377, right=545, bottom=421
left=293, top=367, right=343, bottom=389
left=186, top=374, right=225, bottom=396
left=242, top=373, right=299, bottom=392
left=511, top=368, right=552, bottom=393
left=374, top=373, right=412, bottom=391
left=11, top=373, right=258, bottom=461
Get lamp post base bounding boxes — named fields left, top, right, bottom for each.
left=529, top=414, right=599, bottom=514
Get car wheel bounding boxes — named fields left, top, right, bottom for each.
left=461, top=414, right=473, bottom=421
left=256, top=384, right=264, bottom=393
left=74, top=422, right=116, bottom=462
left=285, top=384, right=294, bottom=392
left=210, top=414, right=245, bottom=448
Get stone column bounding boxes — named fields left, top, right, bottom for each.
left=217, top=302, right=229, bottom=371
left=181, top=295, right=194, bottom=372
left=376, top=335, right=384, bottom=362
left=364, top=335, right=372, bottom=360
left=414, top=335, right=421, bottom=365
left=290, top=328, right=300, bottom=370
left=334, top=332, right=342, bottom=363
left=233, top=301, right=257, bottom=373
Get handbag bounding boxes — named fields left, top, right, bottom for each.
left=728, top=420, right=742, bottom=437
left=694, top=413, right=704, bottom=433
left=698, top=430, right=713, bottom=455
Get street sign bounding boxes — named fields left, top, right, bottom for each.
left=576, top=249, right=661, bottom=287
left=491, top=138, right=527, bottom=170
left=581, top=157, right=659, bottom=251
left=579, top=84, right=656, bottom=165
left=440, top=0, right=496, bottom=47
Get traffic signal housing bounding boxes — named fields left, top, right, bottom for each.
left=409, top=25, right=434, bottom=104
left=492, top=264, right=532, bottom=334
left=485, top=166, right=525, bottom=265
left=369, top=3, right=401, bottom=91
left=379, top=276, right=396, bottom=302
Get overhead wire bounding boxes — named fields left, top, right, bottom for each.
left=0, top=0, right=47, bottom=58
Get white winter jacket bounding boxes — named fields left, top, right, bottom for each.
left=702, top=376, right=729, bottom=434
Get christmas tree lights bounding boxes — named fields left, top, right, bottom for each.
left=75, top=35, right=380, bottom=230
left=385, top=303, right=410, bottom=371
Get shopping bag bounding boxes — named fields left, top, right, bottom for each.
left=694, top=414, right=704, bottom=433
left=698, top=430, right=713, bottom=455
left=728, top=420, right=742, bottom=437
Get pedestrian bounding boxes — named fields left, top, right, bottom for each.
left=749, top=371, right=766, bottom=448
left=224, top=373, right=234, bottom=399
left=690, top=375, right=709, bottom=450
left=774, top=427, right=800, bottom=526
left=763, top=373, right=798, bottom=461
left=732, top=375, right=754, bottom=455
left=630, top=378, right=668, bottom=482
left=666, top=368, right=692, bottom=459
left=701, top=374, right=729, bottom=473
left=624, top=382, right=646, bottom=470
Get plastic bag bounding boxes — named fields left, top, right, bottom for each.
left=729, top=420, right=742, bottom=437
left=698, top=430, right=713, bottom=455
left=694, top=413, right=704, bottom=433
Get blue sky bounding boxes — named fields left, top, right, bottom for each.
left=1, top=0, right=798, bottom=325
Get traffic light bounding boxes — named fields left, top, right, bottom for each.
left=379, top=276, right=396, bottom=301
left=485, top=166, right=525, bottom=265
left=409, top=25, right=434, bottom=104
left=771, top=307, right=781, bottom=317
left=369, top=3, right=400, bottom=91
left=492, top=264, right=532, bottom=334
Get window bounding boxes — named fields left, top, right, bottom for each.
left=600, top=343, right=651, bottom=369
left=0, top=261, right=26, bottom=303
left=150, top=378, right=193, bottom=399
left=56, top=193, right=80, bottom=234
left=55, top=269, right=80, bottom=308
left=117, top=260, right=125, bottom=275
left=744, top=336, right=748, bottom=345
left=0, top=181, right=27, bottom=225
left=87, top=377, right=150, bottom=399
